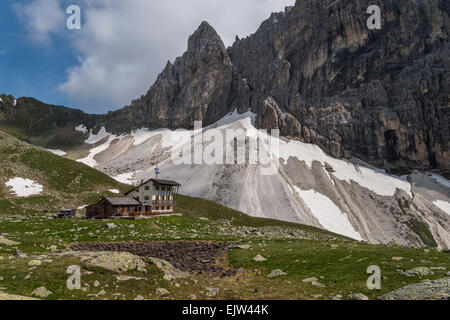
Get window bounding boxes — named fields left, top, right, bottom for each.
left=145, top=186, right=150, bottom=190
left=144, top=196, right=150, bottom=201
left=120, top=207, right=124, bottom=212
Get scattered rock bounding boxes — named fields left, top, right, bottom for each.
left=302, top=277, right=325, bottom=288
left=148, top=257, right=189, bottom=280
left=134, top=295, right=144, bottom=300
left=31, top=286, right=52, bottom=298
left=302, top=277, right=318, bottom=283
left=188, top=294, right=197, bottom=300
left=156, top=288, right=170, bottom=297
left=115, top=275, right=145, bottom=281
left=379, top=278, right=450, bottom=300
left=430, top=267, right=446, bottom=271
left=252, top=255, right=267, bottom=262
left=28, top=260, right=41, bottom=267
left=0, top=237, right=20, bottom=246
left=14, top=249, right=26, bottom=258
left=267, top=269, right=287, bottom=278
left=62, top=251, right=147, bottom=274
left=106, top=223, right=117, bottom=229
left=93, top=280, right=100, bottom=288
left=392, top=257, right=404, bottom=261
left=402, top=267, right=434, bottom=277
left=0, top=292, right=39, bottom=300
left=310, top=294, right=322, bottom=299
left=71, top=241, right=236, bottom=277
left=347, top=293, right=369, bottom=300
left=205, top=287, right=220, bottom=297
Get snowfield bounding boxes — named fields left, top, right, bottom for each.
left=75, top=124, right=88, bottom=134
left=434, top=200, right=450, bottom=216
left=113, top=171, right=140, bottom=185
left=5, top=178, right=43, bottom=197
left=293, top=186, right=363, bottom=240
left=47, top=149, right=66, bottom=156
left=430, top=174, right=450, bottom=189
left=70, top=109, right=450, bottom=248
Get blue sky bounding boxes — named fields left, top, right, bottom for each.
left=0, top=0, right=294, bottom=114
left=0, top=0, right=82, bottom=110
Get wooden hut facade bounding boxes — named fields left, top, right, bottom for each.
left=86, top=197, right=142, bottom=219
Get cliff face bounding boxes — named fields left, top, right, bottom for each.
left=110, top=21, right=250, bottom=132
left=228, top=0, right=449, bottom=171
left=116, top=0, right=449, bottom=171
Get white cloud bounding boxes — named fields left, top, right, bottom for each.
left=13, top=0, right=65, bottom=44
left=17, top=0, right=295, bottom=113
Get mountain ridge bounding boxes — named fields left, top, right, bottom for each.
left=1, top=0, right=448, bottom=172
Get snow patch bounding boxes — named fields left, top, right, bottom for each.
left=208, top=110, right=411, bottom=197
left=109, top=189, right=120, bottom=194
left=78, top=205, right=88, bottom=210
left=113, top=171, right=140, bottom=185
left=85, top=127, right=111, bottom=144
left=13, top=99, right=17, bottom=107
left=47, top=149, right=66, bottom=156
left=293, top=186, right=362, bottom=240
left=131, top=128, right=161, bottom=146
left=433, top=200, right=450, bottom=216
left=77, top=134, right=117, bottom=167
left=75, top=125, right=88, bottom=134
left=430, top=174, right=450, bottom=189
left=5, top=178, right=43, bottom=197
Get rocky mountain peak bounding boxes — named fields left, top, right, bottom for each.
left=186, top=21, right=231, bottom=69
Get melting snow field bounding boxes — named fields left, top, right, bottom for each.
left=113, top=171, right=141, bottom=185
left=433, top=200, right=450, bottom=216
left=430, top=174, right=450, bottom=189
left=75, top=124, right=88, bottom=134
left=47, top=149, right=66, bottom=156
left=293, top=186, right=362, bottom=240
left=5, top=178, right=43, bottom=197
left=77, top=127, right=124, bottom=167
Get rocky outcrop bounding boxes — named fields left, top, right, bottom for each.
left=108, top=21, right=251, bottom=132
left=227, top=0, right=449, bottom=171
left=379, top=278, right=450, bottom=300
left=102, top=0, right=449, bottom=172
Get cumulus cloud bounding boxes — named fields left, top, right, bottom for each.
left=17, top=0, right=294, bottom=113
left=13, top=0, right=65, bottom=44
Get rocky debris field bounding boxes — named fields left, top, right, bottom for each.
left=379, top=278, right=450, bottom=300
left=71, top=241, right=237, bottom=277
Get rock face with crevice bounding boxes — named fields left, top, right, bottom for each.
left=109, top=21, right=250, bottom=133
left=102, top=0, right=449, bottom=172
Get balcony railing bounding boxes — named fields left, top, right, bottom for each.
left=152, top=200, right=176, bottom=205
